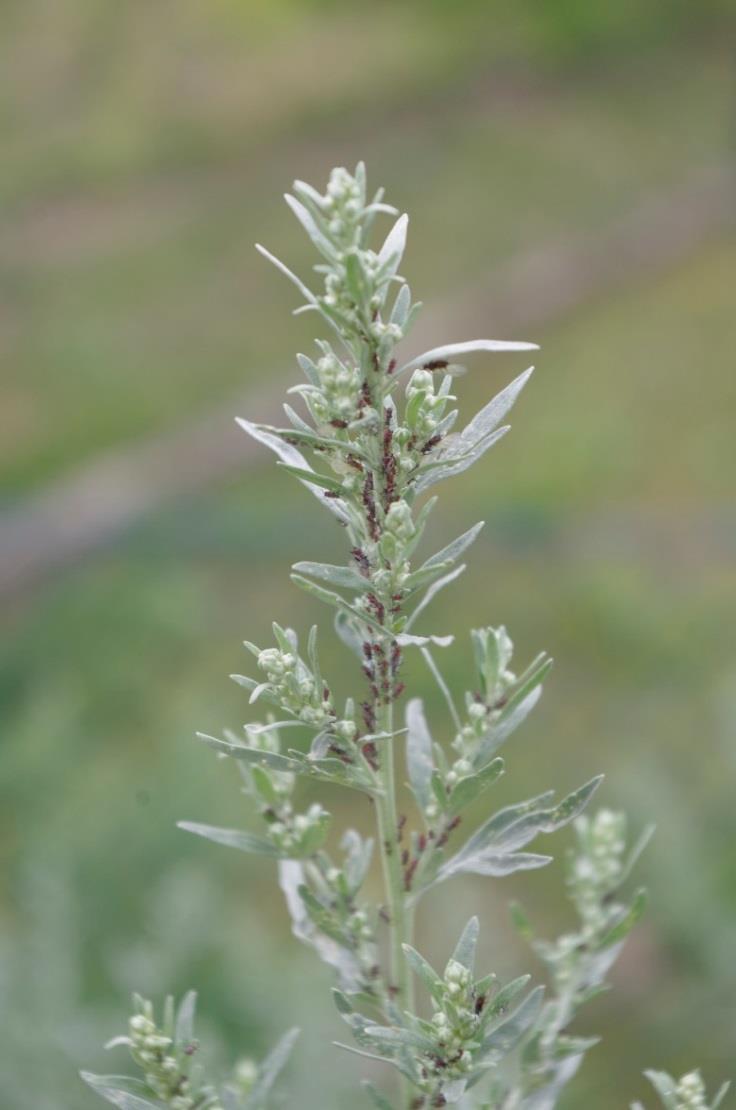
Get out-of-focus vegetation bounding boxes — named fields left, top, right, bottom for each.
left=0, top=2, right=734, bottom=1107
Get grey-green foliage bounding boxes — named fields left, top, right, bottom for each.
left=633, top=1070, right=731, bottom=1110
left=82, top=992, right=298, bottom=1110
left=88, top=164, right=727, bottom=1108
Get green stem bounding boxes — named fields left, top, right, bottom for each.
left=375, top=693, right=410, bottom=1006
left=375, top=689, right=415, bottom=1110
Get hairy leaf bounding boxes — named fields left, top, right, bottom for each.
left=405, top=699, right=435, bottom=809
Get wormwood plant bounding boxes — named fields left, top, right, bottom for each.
left=83, top=166, right=727, bottom=1109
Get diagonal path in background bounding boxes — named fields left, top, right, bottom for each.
left=0, top=164, right=733, bottom=601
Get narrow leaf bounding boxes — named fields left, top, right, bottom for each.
left=377, top=213, right=408, bottom=278
left=402, top=944, right=444, bottom=1002
left=405, top=699, right=434, bottom=809
left=284, top=193, right=337, bottom=260
left=177, top=821, right=281, bottom=857
left=236, top=418, right=348, bottom=521
left=362, top=1081, right=396, bottom=1110
left=420, top=521, right=485, bottom=571
left=175, top=990, right=197, bottom=1046
left=442, top=366, right=534, bottom=463
left=446, top=758, right=505, bottom=817
left=292, top=561, right=367, bottom=590
left=79, top=1075, right=159, bottom=1110
left=452, top=915, right=480, bottom=972
left=255, top=243, right=316, bottom=305
left=397, top=339, right=538, bottom=378
left=244, top=1027, right=300, bottom=1109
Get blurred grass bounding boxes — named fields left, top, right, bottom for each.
left=1, top=2, right=734, bottom=1107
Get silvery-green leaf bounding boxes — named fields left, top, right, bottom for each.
left=80, top=1073, right=160, bottom=1109
left=395, top=633, right=454, bottom=648
left=492, top=776, right=604, bottom=853
left=247, top=719, right=301, bottom=737
left=390, top=284, right=411, bottom=328
left=334, top=611, right=365, bottom=659
left=105, top=1036, right=132, bottom=1050
left=406, top=564, right=466, bottom=629
left=420, top=645, right=462, bottom=731
left=291, top=177, right=327, bottom=212
left=405, top=699, right=435, bottom=810
left=402, top=944, right=444, bottom=1003
left=229, top=675, right=282, bottom=711
left=442, top=366, right=535, bottom=463
left=196, top=733, right=303, bottom=773
left=596, top=889, right=647, bottom=950
left=481, top=985, right=545, bottom=1057
left=364, top=1025, right=436, bottom=1055
left=521, top=1055, right=585, bottom=1109
left=283, top=402, right=313, bottom=433
left=175, top=990, right=197, bottom=1047
left=452, top=915, right=480, bottom=971
left=713, top=1082, right=732, bottom=1109
left=441, top=1077, right=469, bottom=1104
left=509, top=902, right=535, bottom=943
left=255, top=243, right=317, bottom=306
left=362, top=1081, right=395, bottom=1110
left=420, top=521, right=485, bottom=572
left=344, top=250, right=370, bottom=310
left=455, top=777, right=603, bottom=870
left=397, top=339, right=538, bottom=378
left=414, top=427, right=510, bottom=492
left=291, top=574, right=384, bottom=632
left=342, top=829, right=374, bottom=893
left=480, top=975, right=531, bottom=1031
left=334, top=1041, right=418, bottom=1084
left=281, top=863, right=364, bottom=990
left=404, top=495, right=439, bottom=556
left=441, top=851, right=553, bottom=880
left=284, top=193, right=337, bottom=261
left=462, top=790, right=554, bottom=846
left=475, top=687, right=543, bottom=764
left=377, top=213, right=408, bottom=278
left=292, top=561, right=367, bottom=590
left=243, top=1027, right=300, bottom=1110
left=236, top=418, right=348, bottom=521
left=177, top=821, right=282, bottom=857
left=446, top=758, right=505, bottom=817
left=296, top=351, right=321, bottom=385
left=619, top=823, right=656, bottom=884
left=644, top=1071, right=678, bottom=1105
left=278, top=462, right=344, bottom=494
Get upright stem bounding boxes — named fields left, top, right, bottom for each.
left=375, top=692, right=410, bottom=1005
left=375, top=690, right=416, bottom=1110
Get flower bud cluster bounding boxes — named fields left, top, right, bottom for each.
left=525, top=808, right=635, bottom=1006
left=420, top=958, right=481, bottom=1083
left=675, top=1072, right=708, bottom=1110
left=119, top=997, right=221, bottom=1110
left=378, top=499, right=415, bottom=563
left=255, top=642, right=335, bottom=728
left=320, top=166, right=366, bottom=247
left=240, top=725, right=331, bottom=857
left=308, top=349, right=363, bottom=425
left=267, top=801, right=331, bottom=857
left=404, top=370, right=453, bottom=441
left=446, top=627, right=517, bottom=783
left=231, top=1057, right=258, bottom=1097
left=300, top=167, right=404, bottom=347
left=297, top=843, right=380, bottom=996
left=568, top=809, right=627, bottom=932
left=386, top=371, right=455, bottom=482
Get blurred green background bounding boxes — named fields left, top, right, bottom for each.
left=1, top=2, right=734, bottom=1106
